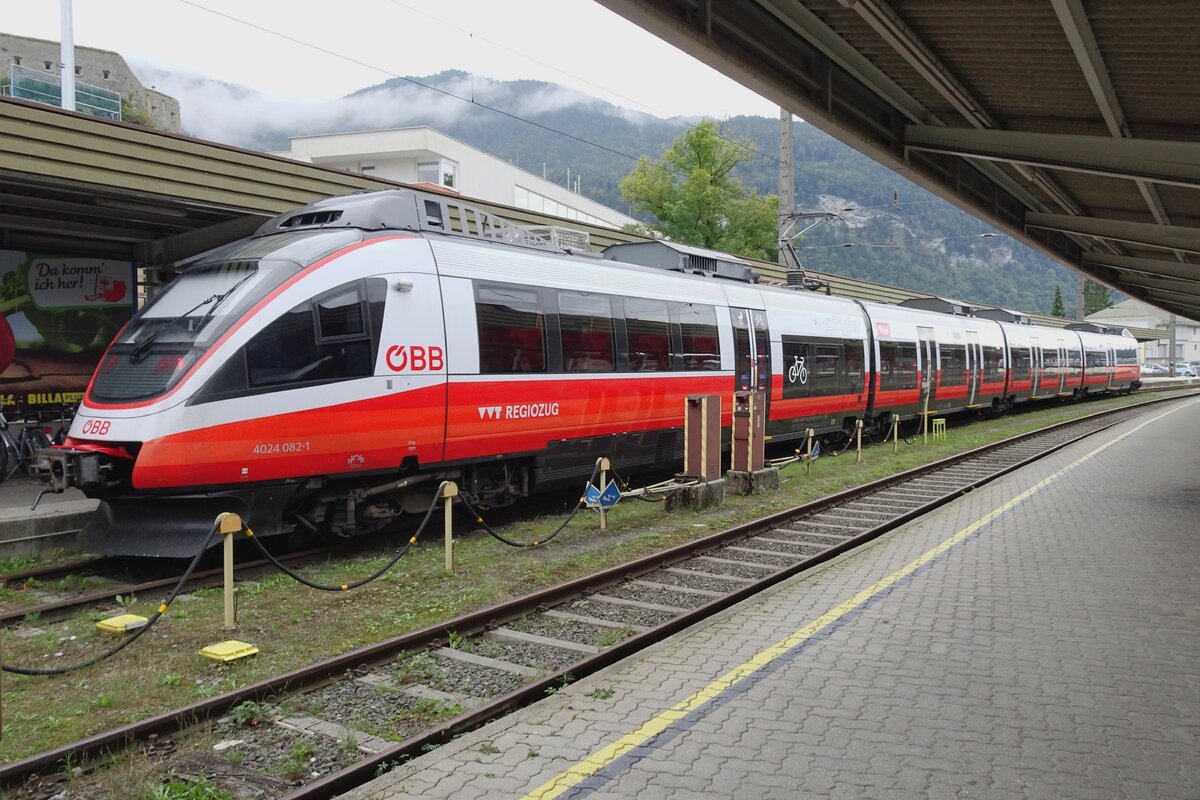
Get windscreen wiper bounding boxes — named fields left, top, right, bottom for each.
left=128, top=271, right=256, bottom=363
left=129, top=293, right=219, bottom=363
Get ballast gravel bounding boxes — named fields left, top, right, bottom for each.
left=644, top=568, right=747, bottom=594
left=506, top=614, right=630, bottom=648
left=598, top=582, right=706, bottom=609
left=566, top=597, right=673, bottom=628
left=458, top=635, right=578, bottom=672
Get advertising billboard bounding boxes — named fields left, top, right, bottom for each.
left=0, top=250, right=135, bottom=412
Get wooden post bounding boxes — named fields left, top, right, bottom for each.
left=598, top=457, right=610, bottom=531
left=217, top=512, right=242, bottom=630
left=892, top=413, right=900, bottom=454
left=441, top=482, right=458, bottom=573
left=855, top=418, right=863, bottom=464
left=805, top=428, right=814, bottom=476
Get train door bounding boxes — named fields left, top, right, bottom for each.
left=966, top=330, right=980, bottom=405
left=730, top=308, right=771, bottom=411
left=917, top=326, right=935, bottom=405
left=1030, top=337, right=1042, bottom=395
left=1056, top=341, right=1068, bottom=393
left=1107, top=346, right=1116, bottom=389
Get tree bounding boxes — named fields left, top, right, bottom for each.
left=619, top=121, right=778, bottom=261
left=1051, top=285, right=1066, bottom=317
left=1084, top=279, right=1113, bottom=316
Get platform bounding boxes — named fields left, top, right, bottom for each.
left=338, top=395, right=1200, bottom=799
left=0, top=472, right=97, bottom=558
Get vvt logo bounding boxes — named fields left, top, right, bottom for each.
left=478, top=406, right=502, bottom=420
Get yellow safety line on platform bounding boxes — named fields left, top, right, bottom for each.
left=522, top=400, right=1198, bottom=800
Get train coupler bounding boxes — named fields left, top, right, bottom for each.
left=31, top=448, right=109, bottom=493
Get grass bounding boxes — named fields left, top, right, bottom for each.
left=0, top=390, right=1183, bottom=766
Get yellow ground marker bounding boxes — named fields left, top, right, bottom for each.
left=95, top=614, right=147, bottom=633
left=523, top=400, right=1196, bottom=799
left=200, top=640, right=259, bottom=662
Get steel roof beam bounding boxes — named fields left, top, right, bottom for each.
left=905, top=127, right=1200, bottom=190
left=1081, top=253, right=1200, bottom=283
left=1026, top=213, right=1200, bottom=254
left=1050, top=0, right=1181, bottom=265
left=1113, top=273, right=1200, bottom=297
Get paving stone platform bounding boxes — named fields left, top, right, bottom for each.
left=340, top=396, right=1200, bottom=799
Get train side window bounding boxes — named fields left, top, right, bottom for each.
left=677, top=303, right=720, bottom=371
left=1085, top=349, right=1106, bottom=369
left=1010, top=347, right=1031, bottom=380
left=814, top=343, right=841, bottom=395
left=982, top=345, right=1004, bottom=377
left=477, top=284, right=546, bottom=374
left=1066, top=349, right=1082, bottom=370
left=316, top=288, right=365, bottom=338
left=559, top=291, right=615, bottom=373
left=879, top=342, right=918, bottom=391
left=939, top=344, right=967, bottom=386
left=844, top=340, right=864, bottom=393
left=625, top=297, right=671, bottom=372
left=245, top=282, right=373, bottom=388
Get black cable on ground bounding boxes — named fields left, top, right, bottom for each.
left=461, top=460, right=601, bottom=547
left=244, top=483, right=446, bottom=591
left=2, top=520, right=222, bottom=676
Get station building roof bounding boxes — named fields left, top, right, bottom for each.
left=596, top=0, right=1200, bottom=324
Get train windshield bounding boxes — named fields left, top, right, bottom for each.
left=90, top=230, right=362, bottom=403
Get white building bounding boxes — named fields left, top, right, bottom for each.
left=1087, top=298, right=1200, bottom=364
left=272, top=127, right=638, bottom=230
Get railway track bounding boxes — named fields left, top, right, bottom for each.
left=3, top=392, right=1191, bottom=800
left=0, top=385, right=1188, bottom=630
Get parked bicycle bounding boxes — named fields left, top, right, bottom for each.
left=0, top=410, right=54, bottom=481
left=48, top=400, right=78, bottom=446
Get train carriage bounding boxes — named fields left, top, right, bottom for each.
left=35, top=188, right=1140, bottom=557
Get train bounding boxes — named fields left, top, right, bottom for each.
left=35, top=188, right=1140, bottom=556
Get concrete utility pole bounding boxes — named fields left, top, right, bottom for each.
left=778, top=108, right=795, bottom=268
left=1075, top=272, right=1086, bottom=320
left=1168, top=313, right=1177, bottom=371
left=60, top=0, right=76, bottom=112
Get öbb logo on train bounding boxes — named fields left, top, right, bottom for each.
left=385, top=344, right=444, bottom=372
left=81, top=419, right=112, bottom=436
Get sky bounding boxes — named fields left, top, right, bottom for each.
left=7, top=0, right=779, bottom=120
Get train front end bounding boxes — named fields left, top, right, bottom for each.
left=34, top=226, right=370, bottom=556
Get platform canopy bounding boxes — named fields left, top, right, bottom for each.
left=597, top=0, right=1200, bottom=321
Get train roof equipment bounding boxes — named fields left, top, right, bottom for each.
left=898, top=296, right=978, bottom=317
left=602, top=240, right=759, bottom=284
left=1065, top=322, right=1134, bottom=337
left=252, top=188, right=593, bottom=255
left=974, top=308, right=1033, bottom=325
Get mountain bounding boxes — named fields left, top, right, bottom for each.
left=143, top=67, right=1079, bottom=315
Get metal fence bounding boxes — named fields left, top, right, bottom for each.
left=6, top=64, right=121, bottom=121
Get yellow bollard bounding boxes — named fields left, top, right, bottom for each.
left=217, top=512, right=242, bottom=629
left=805, top=429, right=814, bottom=476
left=598, top=457, right=611, bottom=531
left=855, top=418, right=863, bottom=464
left=441, top=481, right=458, bottom=573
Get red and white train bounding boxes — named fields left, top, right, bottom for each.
left=38, top=189, right=1140, bottom=556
